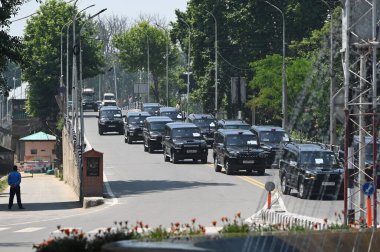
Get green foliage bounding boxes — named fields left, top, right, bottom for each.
left=22, top=0, right=104, bottom=122
left=0, top=177, right=8, bottom=192
left=113, top=21, right=179, bottom=103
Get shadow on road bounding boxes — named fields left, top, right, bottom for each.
left=107, top=180, right=235, bottom=197
left=0, top=201, right=81, bottom=212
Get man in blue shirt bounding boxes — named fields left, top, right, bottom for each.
left=7, top=165, right=24, bottom=210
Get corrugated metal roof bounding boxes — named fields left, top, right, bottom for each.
left=19, top=131, right=56, bottom=141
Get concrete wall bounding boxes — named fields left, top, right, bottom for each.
left=62, top=126, right=80, bottom=200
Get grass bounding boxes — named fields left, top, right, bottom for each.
left=0, top=176, right=8, bottom=192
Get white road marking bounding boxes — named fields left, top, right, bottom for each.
left=0, top=227, right=11, bottom=232
left=103, top=173, right=118, bottom=206
left=15, top=227, right=45, bottom=233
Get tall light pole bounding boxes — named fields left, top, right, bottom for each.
left=265, top=1, right=287, bottom=129
left=72, top=4, right=95, bottom=135
left=179, top=18, right=191, bottom=118
left=206, top=11, right=218, bottom=118
left=321, top=0, right=336, bottom=146
left=78, top=8, right=107, bottom=200
left=61, top=19, right=74, bottom=116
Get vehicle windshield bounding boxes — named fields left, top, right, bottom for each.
left=150, top=122, right=169, bottom=132
left=104, top=95, right=114, bottom=100
left=83, top=94, right=95, bottom=101
left=300, top=151, right=338, bottom=166
left=144, top=106, right=160, bottom=114
left=160, top=111, right=178, bottom=120
left=128, top=116, right=149, bottom=124
left=172, top=128, right=201, bottom=139
left=226, top=135, right=258, bottom=146
left=100, top=110, right=122, bottom=119
left=224, top=124, right=250, bottom=130
left=192, top=118, right=216, bottom=128
left=259, top=131, right=290, bottom=143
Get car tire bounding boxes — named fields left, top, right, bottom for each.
left=201, top=156, right=207, bottom=164
left=144, top=144, right=148, bottom=152
left=124, top=137, right=127, bottom=143
left=127, top=136, right=132, bottom=144
left=280, top=175, right=291, bottom=195
left=298, top=181, right=308, bottom=199
left=192, top=158, right=198, bottom=163
left=214, top=158, right=222, bottom=172
left=148, top=146, right=154, bottom=153
left=257, top=169, right=265, bottom=176
left=225, top=160, right=233, bottom=175
left=171, top=151, right=178, bottom=164
left=98, top=128, right=103, bottom=135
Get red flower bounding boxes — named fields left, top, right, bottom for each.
left=175, top=222, right=180, bottom=228
left=236, top=212, right=241, bottom=218
left=64, top=229, right=70, bottom=236
left=212, top=221, right=217, bottom=226
left=144, top=224, right=149, bottom=229
left=191, top=218, right=196, bottom=224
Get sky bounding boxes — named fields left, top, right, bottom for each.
left=8, top=0, right=189, bottom=37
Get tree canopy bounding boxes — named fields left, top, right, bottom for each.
left=21, top=0, right=104, bottom=122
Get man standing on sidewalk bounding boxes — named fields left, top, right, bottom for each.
left=7, top=165, right=24, bottom=210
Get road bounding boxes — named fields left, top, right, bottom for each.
left=1, top=110, right=375, bottom=251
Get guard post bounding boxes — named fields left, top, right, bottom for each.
left=265, top=181, right=275, bottom=209
left=82, top=148, right=103, bottom=197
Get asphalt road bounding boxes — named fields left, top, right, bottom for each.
left=1, top=110, right=378, bottom=251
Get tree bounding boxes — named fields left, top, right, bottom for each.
left=171, top=0, right=335, bottom=116
left=21, top=0, right=104, bottom=123
left=0, top=0, right=37, bottom=93
left=113, top=21, right=178, bottom=103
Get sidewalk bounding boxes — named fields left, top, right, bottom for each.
left=0, top=172, right=80, bottom=212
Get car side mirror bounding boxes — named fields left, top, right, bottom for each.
left=96, top=116, right=99, bottom=118
left=164, top=136, right=171, bottom=140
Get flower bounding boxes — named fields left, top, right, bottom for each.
left=175, top=222, right=180, bottom=228
left=235, top=212, right=241, bottom=218
left=191, top=218, right=196, bottom=224
left=212, top=221, right=217, bottom=226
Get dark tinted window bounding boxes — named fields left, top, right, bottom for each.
left=223, top=124, right=250, bottom=130
left=192, top=119, right=216, bottom=128
left=128, top=116, right=149, bottom=124
left=100, top=110, right=122, bottom=119
left=172, top=128, right=200, bottom=138
left=225, top=135, right=258, bottom=146
left=150, top=122, right=169, bottom=132
left=300, top=151, right=338, bottom=166
left=160, top=111, right=178, bottom=120
left=259, top=131, right=289, bottom=143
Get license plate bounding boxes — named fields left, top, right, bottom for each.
left=187, top=150, right=197, bottom=153
left=138, top=133, right=143, bottom=136
left=108, top=125, right=116, bottom=128
left=322, top=182, right=335, bottom=186
left=243, top=160, right=255, bottom=164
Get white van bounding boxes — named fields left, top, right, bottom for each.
left=103, top=93, right=115, bottom=101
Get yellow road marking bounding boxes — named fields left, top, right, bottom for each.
left=206, top=163, right=266, bottom=190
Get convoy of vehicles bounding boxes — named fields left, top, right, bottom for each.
left=90, top=101, right=349, bottom=201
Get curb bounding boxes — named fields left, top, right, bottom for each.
left=83, top=197, right=104, bottom=208
left=245, top=192, right=328, bottom=230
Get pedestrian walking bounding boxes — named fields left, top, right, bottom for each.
left=7, top=165, right=24, bottom=210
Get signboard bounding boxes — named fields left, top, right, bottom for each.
left=87, top=157, right=100, bottom=176
left=21, top=156, right=51, bottom=172
left=134, top=83, right=148, bottom=94
left=362, top=182, right=375, bottom=196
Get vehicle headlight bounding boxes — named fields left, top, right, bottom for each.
left=259, top=152, right=268, bottom=158
left=100, top=118, right=106, bottom=123
left=229, top=151, right=238, bottom=157
left=174, top=144, right=182, bottom=149
left=304, top=171, right=316, bottom=180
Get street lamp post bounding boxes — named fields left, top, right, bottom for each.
left=206, top=11, right=218, bottom=119
left=321, top=0, right=336, bottom=146
left=265, top=1, right=287, bottom=129
left=179, top=18, right=191, bottom=119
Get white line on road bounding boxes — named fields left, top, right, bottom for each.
left=103, top=172, right=118, bottom=206
left=0, top=227, right=11, bottom=232
left=15, top=227, right=45, bottom=233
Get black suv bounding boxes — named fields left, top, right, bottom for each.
left=162, top=122, right=208, bottom=164
left=143, top=116, right=173, bottom=153
left=159, top=107, right=182, bottom=121
left=97, top=106, right=125, bottom=135
left=124, top=111, right=151, bottom=144
left=250, top=125, right=290, bottom=168
left=279, top=142, right=344, bottom=199
left=142, top=103, right=161, bottom=116
left=216, top=119, right=251, bottom=130
left=187, top=114, right=217, bottom=148
left=213, top=129, right=270, bottom=175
